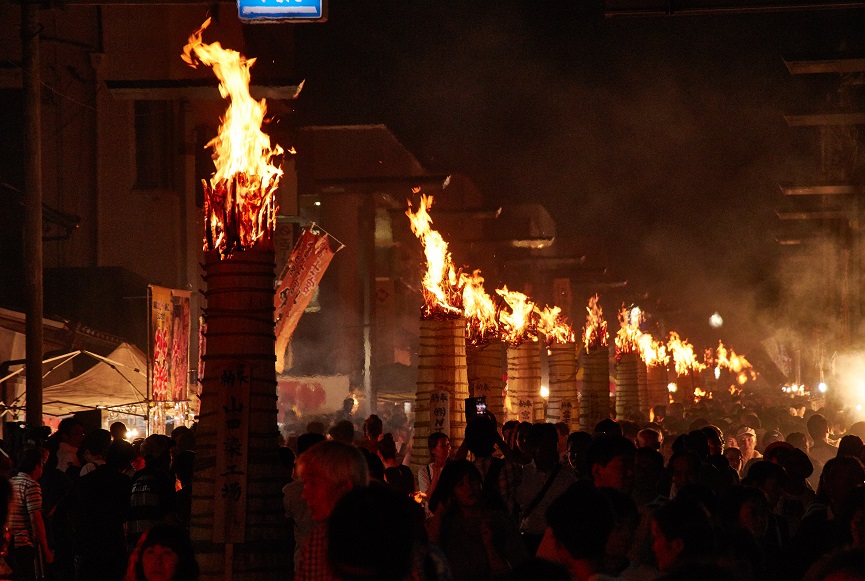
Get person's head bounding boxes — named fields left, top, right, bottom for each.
left=668, top=403, right=685, bottom=420
left=306, top=421, right=326, bottom=436
left=838, top=435, right=865, bottom=459
left=80, top=429, right=112, bottom=463
left=378, top=433, right=398, bottom=461
left=427, top=460, right=483, bottom=513
left=588, top=435, right=636, bottom=493
left=170, top=426, right=195, bottom=452
left=566, top=431, right=592, bottom=476
left=57, top=418, right=85, bottom=448
left=668, top=451, right=701, bottom=495
left=364, top=415, right=383, bottom=440
left=110, top=421, right=128, bottom=441
left=516, top=422, right=534, bottom=453
left=106, top=440, right=135, bottom=472
left=297, top=432, right=326, bottom=457
left=761, top=430, right=784, bottom=453
left=806, top=547, right=865, bottom=581
left=545, top=483, right=614, bottom=570
left=297, top=440, right=369, bottom=522
left=724, top=447, right=743, bottom=475
left=127, top=524, right=198, bottom=581
left=808, top=414, right=829, bottom=442
left=358, top=448, right=385, bottom=482
left=701, top=425, right=724, bottom=456
left=594, top=418, right=623, bottom=438
left=736, top=427, right=757, bottom=458
left=502, top=420, right=519, bottom=446
left=140, top=434, right=174, bottom=470
left=341, top=397, right=355, bottom=414
left=633, top=447, right=666, bottom=505
left=651, top=498, right=715, bottom=572
left=427, top=432, right=450, bottom=464
left=327, top=485, right=421, bottom=581
left=653, top=405, right=667, bottom=422
left=465, top=415, right=498, bottom=458
left=787, top=431, right=810, bottom=454
left=743, top=460, right=788, bottom=508
left=329, top=420, right=355, bottom=445
left=17, top=447, right=44, bottom=478
left=530, top=422, right=560, bottom=471
left=637, top=427, right=662, bottom=451
left=554, top=422, right=570, bottom=453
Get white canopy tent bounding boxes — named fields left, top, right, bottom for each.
left=2, top=343, right=149, bottom=417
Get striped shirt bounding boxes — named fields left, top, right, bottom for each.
left=9, top=472, right=42, bottom=548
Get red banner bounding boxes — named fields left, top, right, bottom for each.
left=274, top=229, right=335, bottom=372
left=148, top=286, right=191, bottom=402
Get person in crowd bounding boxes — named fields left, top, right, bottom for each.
left=327, top=420, right=355, bottom=446
left=565, top=431, right=592, bottom=480
left=380, top=433, right=414, bottom=497
left=515, top=423, right=577, bottom=555
left=787, top=430, right=823, bottom=490
left=536, top=482, right=615, bottom=581
left=512, top=422, right=534, bottom=466
left=418, top=432, right=450, bottom=515
left=427, top=460, right=527, bottom=579
left=804, top=547, right=865, bottom=581
left=127, top=434, right=178, bottom=550
left=633, top=446, right=666, bottom=508
left=808, top=414, right=838, bottom=469
left=588, top=435, right=636, bottom=494
left=650, top=497, right=715, bottom=574
left=359, top=414, right=383, bottom=455
left=110, top=422, right=128, bottom=443
left=553, top=422, right=569, bottom=462
left=667, top=451, right=701, bottom=499
left=169, top=426, right=195, bottom=529
left=736, top=427, right=762, bottom=475
left=284, top=432, right=326, bottom=568
left=125, top=524, right=198, bottom=581
left=79, top=428, right=111, bottom=476
left=75, top=440, right=133, bottom=580
left=594, top=418, right=624, bottom=438
left=9, top=447, right=53, bottom=581
left=598, top=487, right=655, bottom=580
left=792, top=455, right=865, bottom=577
left=54, top=418, right=85, bottom=473
left=845, top=485, right=865, bottom=549
left=837, top=434, right=864, bottom=459
left=463, top=416, right=521, bottom=519
left=296, top=440, right=368, bottom=580
left=327, top=485, right=423, bottom=581
left=770, top=445, right=816, bottom=537
left=637, top=427, right=662, bottom=451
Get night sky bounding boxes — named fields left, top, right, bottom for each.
left=285, top=1, right=865, bottom=353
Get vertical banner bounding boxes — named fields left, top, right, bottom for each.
left=274, top=229, right=336, bottom=373
left=148, top=286, right=192, bottom=404
left=430, top=390, right=451, bottom=436
left=212, top=360, right=251, bottom=544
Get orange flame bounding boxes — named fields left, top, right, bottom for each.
left=496, top=286, right=535, bottom=345
left=535, top=305, right=575, bottom=345
left=461, top=270, right=499, bottom=343
left=182, top=18, right=283, bottom=258
left=667, top=332, right=706, bottom=375
left=583, top=294, right=608, bottom=351
left=638, top=333, right=669, bottom=367
left=715, top=341, right=755, bottom=379
left=615, top=306, right=642, bottom=355
left=406, top=195, right=462, bottom=318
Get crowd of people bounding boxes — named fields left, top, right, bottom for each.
left=0, top=419, right=196, bottom=581
left=1, top=391, right=865, bottom=580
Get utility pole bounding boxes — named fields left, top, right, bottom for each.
left=22, top=0, right=43, bottom=428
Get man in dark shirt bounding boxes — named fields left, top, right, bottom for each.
left=126, top=434, right=177, bottom=549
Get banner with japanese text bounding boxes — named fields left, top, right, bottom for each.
left=148, top=286, right=192, bottom=402
left=274, top=229, right=336, bottom=372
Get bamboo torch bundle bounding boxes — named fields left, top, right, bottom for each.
left=637, top=358, right=648, bottom=416
left=411, top=317, right=470, bottom=474
left=466, top=340, right=506, bottom=421
left=615, top=351, right=640, bottom=420
left=646, top=363, right=669, bottom=414
left=580, top=295, right=610, bottom=431
left=507, top=341, right=543, bottom=423
left=547, top=342, right=579, bottom=432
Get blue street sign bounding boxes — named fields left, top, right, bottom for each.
left=238, top=0, right=327, bottom=23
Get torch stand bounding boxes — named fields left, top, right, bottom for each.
left=190, top=244, right=289, bottom=580
left=467, top=340, right=506, bottom=423
left=580, top=346, right=610, bottom=431
left=616, top=352, right=639, bottom=421
left=507, top=342, right=543, bottom=424
left=548, top=342, right=579, bottom=432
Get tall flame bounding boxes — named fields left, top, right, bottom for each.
left=667, top=332, right=706, bottom=375
left=715, top=341, right=757, bottom=383
left=182, top=18, right=284, bottom=258
left=615, top=306, right=643, bottom=356
left=497, top=286, right=536, bottom=345
left=406, top=195, right=462, bottom=318
left=638, top=333, right=669, bottom=367
left=535, top=305, right=575, bottom=345
left=461, top=270, right=499, bottom=343
left=583, top=294, right=608, bottom=351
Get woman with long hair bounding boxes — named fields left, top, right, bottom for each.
left=426, top=460, right=526, bottom=580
